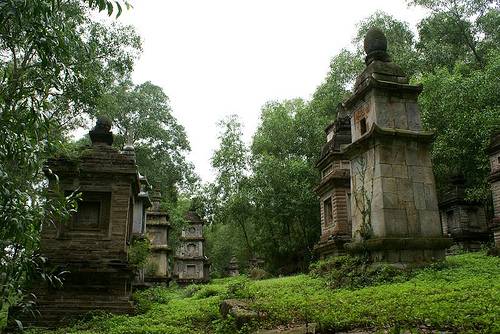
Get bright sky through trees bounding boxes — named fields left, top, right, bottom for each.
left=107, top=0, right=427, bottom=181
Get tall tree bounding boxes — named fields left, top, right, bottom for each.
left=204, top=115, right=253, bottom=275
left=250, top=99, right=323, bottom=273
left=97, top=80, right=194, bottom=202
left=410, top=0, right=500, bottom=70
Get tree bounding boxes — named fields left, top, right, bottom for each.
left=249, top=99, right=323, bottom=273
left=97, top=80, right=194, bottom=202
left=203, top=115, right=254, bottom=275
left=418, top=51, right=500, bottom=200
left=0, top=0, right=140, bottom=317
left=410, top=0, right=500, bottom=70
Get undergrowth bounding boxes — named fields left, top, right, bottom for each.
left=21, top=252, right=500, bottom=334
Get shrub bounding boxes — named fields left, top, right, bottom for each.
left=223, top=277, right=254, bottom=299
left=128, top=236, right=151, bottom=269
left=309, top=255, right=414, bottom=289
left=248, top=268, right=270, bottom=280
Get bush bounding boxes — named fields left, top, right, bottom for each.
left=309, top=255, right=414, bottom=289
left=248, top=268, right=270, bottom=280
left=223, top=277, right=254, bottom=299
left=128, top=236, right=151, bottom=269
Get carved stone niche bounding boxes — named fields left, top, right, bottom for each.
left=61, top=191, right=111, bottom=237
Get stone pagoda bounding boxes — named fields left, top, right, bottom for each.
left=226, top=256, right=240, bottom=277
left=144, top=190, right=172, bottom=283
left=14, top=117, right=140, bottom=327
left=439, top=174, right=490, bottom=251
left=173, top=211, right=210, bottom=284
left=488, top=130, right=500, bottom=250
left=342, top=28, right=451, bottom=264
left=314, top=105, right=352, bottom=259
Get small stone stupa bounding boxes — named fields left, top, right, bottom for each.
left=145, top=190, right=172, bottom=283
left=439, top=174, right=490, bottom=252
left=342, top=28, right=451, bottom=264
left=227, top=256, right=240, bottom=277
left=173, top=211, right=210, bottom=284
left=314, top=105, right=352, bottom=258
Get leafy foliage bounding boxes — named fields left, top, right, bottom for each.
left=418, top=51, right=500, bottom=199
left=309, top=255, right=417, bottom=289
left=98, top=80, right=195, bottom=201
left=128, top=236, right=151, bottom=269
left=410, top=0, right=500, bottom=70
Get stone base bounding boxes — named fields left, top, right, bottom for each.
left=9, top=270, right=135, bottom=328
left=314, top=238, right=350, bottom=259
left=175, top=278, right=210, bottom=286
left=490, top=217, right=500, bottom=249
left=345, top=237, right=452, bottom=266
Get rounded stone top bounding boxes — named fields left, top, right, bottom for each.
left=363, top=27, right=387, bottom=55
left=95, top=115, right=112, bottom=131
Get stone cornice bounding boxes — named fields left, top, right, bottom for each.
left=341, top=124, right=435, bottom=159
left=343, top=76, right=422, bottom=110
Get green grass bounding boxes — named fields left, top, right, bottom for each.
left=25, top=252, right=500, bottom=333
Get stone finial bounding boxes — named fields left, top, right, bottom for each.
left=363, top=27, right=391, bottom=65
left=122, top=144, right=136, bottom=162
left=89, top=115, right=113, bottom=145
left=151, top=189, right=162, bottom=211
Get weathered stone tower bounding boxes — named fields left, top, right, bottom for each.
left=439, top=174, right=490, bottom=251
left=14, top=117, right=139, bottom=326
left=314, top=106, right=352, bottom=258
left=145, top=190, right=172, bottom=283
left=343, top=28, right=451, bottom=264
left=488, top=130, right=500, bottom=250
left=226, top=256, right=240, bottom=277
left=173, top=211, right=210, bottom=284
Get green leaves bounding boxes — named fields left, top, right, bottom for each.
left=87, top=0, right=125, bottom=18
left=419, top=51, right=500, bottom=199
left=98, top=80, right=193, bottom=202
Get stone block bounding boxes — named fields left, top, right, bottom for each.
left=417, top=144, right=432, bottom=166
left=424, top=184, right=439, bottom=210
left=384, top=208, right=408, bottom=236
left=419, top=209, right=441, bottom=236
left=378, top=145, right=394, bottom=164
left=413, top=182, right=426, bottom=210
left=408, top=166, right=425, bottom=182
left=397, top=178, right=413, bottom=200
left=381, top=177, right=397, bottom=193
left=392, top=165, right=408, bottom=178
left=370, top=209, right=385, bottom=237
left=423, top=167, right=435, bottom=184
left=405, top=141, right=419, bottom=166
left=406, top=102, right=422, bottom=131
left=406, top=206, right=420, bottom=235
left=382, top=192, right=399, bottom=209
left=401, top=249, right=424, bottom=263
left=375, top=163, right=393, bottom=177
left=395, top=110, right=408, bottom=129
left=386, top=250, right=401, bottom=263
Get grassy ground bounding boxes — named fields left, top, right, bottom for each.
left=23, top=252, right=500, bottom=334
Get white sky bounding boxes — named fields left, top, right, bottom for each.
left=104, top=0, right=427, bottom=182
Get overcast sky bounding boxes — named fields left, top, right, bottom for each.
left=109, top=0, right=427, bottom=182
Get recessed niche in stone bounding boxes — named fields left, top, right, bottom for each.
left=66, top=191, right=111, bottom=235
